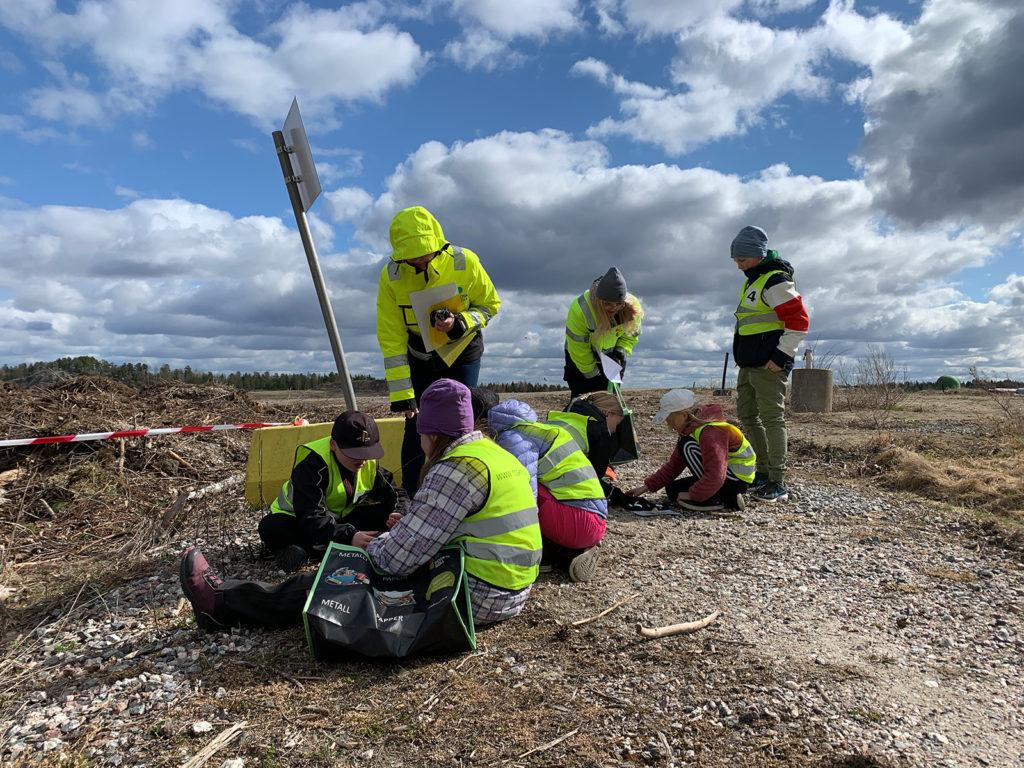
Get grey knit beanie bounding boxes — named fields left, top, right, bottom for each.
left=730, top=226, right=768, bottom=259
left=595, top=266, right=627, bottom=301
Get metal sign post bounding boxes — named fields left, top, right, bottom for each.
left=272, top=98, right=357, bottom=410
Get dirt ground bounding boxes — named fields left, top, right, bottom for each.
left=1, top=381, right=1022, bottom=766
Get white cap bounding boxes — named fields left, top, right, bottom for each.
left=652, top=389, right=696, bottom=423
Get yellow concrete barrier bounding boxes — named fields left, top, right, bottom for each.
left=244, top=418, right=406, bottom=508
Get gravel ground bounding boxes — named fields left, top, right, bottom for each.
left=2, top=390, right=1023, bottom=766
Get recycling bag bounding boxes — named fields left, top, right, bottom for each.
left=608, top=383, right=639, bottom=466
left=302, top=543, right=476, bottom=660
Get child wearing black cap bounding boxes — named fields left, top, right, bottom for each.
left=257, top=411, right=400, bottom=571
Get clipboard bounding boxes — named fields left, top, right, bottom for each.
left=408, top=283, right=477, bottom=366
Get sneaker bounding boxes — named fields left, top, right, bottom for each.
left=676, top=496, right=725, bottom=512
left=751, top=472, right=770, bottom=491
left=731, top=493, right=747, bottom=512
left=538, top=564, right=554, bottom=574
left=276, top=544, right=308, bottom=572
left=179, top=548, right=225, bottom=631
left=751, top=481, right=789, bottom=503
left=568, top=546, right=600, bottom=583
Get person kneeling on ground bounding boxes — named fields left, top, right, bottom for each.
left=624, top=389, right=756, bottom=512
left=481, top=396, right=607, bottom=583
left=181, top=379, right=542, bottom=632
left=546, top=391, right=624, bottom=497
left=257, top=411, right=399, bottom=572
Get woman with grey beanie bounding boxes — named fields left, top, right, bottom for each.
left=562, top=266, right=644, bottom=398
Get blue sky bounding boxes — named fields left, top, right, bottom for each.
left=0, top=0, right=1022, bottom=386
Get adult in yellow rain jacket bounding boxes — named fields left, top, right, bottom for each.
left=563, top=266, right=643, bottom=398
left=376, top=206, right=501, bottom=493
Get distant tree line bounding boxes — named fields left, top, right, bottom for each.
left=0, top=356, right=567, bottom=393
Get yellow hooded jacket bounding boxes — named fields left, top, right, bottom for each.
left=376, top=206, right=501, bottom=409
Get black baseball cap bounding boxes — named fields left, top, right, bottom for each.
left=331, top=411, right=384, bottom=460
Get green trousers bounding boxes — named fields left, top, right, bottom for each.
left=736, top=366, right=788, bottom=483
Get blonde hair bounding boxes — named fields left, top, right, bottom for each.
left=419, top=433, right=456, bottom=485
left=578, top=391, right=623, bottom=418
left=589, top=280, right=643, bottom=337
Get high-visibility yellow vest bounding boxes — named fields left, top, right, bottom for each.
left=691, top=421, right=757, bottom=483
left=520, top=422, right=604, bottom=502
left=445, top=438, right=541, bottom=591
left=546, top=410, right=593, bottom=454
left=270, top=437, right=377, bottom=518
left=734, top=269, right=785, bottom=336
left=564, top=289, right=642, bottom=376
left=376, top=207, right=500, bottom=406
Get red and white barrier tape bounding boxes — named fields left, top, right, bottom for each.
left=0, top=419, right=310, bottom=448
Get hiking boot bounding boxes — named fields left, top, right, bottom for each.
left=751, top=481, right=790, bottom=503
left=179, top=548, right=225, bottom=631
left=276, top=544, right=308, bottom=572
left=677, top=496, right=725, bottom=512
left=568, top=546, right=600, bottom=583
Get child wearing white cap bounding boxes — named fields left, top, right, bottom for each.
left=624, top=389, right=757, bottom=512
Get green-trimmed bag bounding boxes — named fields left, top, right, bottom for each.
left=302, top=543, right=476, bottom=659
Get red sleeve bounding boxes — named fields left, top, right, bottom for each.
left=688, top=427, right=729, bottom=501
left=644, top=447, right=685, bottom=492
left=774, top=295, right=809, bottom=331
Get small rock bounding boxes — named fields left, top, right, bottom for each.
left=191, top=720, right=214, bottom=736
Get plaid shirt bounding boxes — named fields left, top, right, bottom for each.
left=366, top=431, right=532, bottom=625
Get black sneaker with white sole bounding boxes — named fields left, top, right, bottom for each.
left=677, top=496, right=725, bottom=512
left=751, top=481, right=789, bottom=503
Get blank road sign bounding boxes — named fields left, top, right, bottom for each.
left=282, top=98, right=322, bottom=212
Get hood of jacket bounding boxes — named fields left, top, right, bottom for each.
left=694, top=403, right=724, bottom=422
left=743, top=257, right=794, bottom=282
left=389, top=206, right=446, bottom=262
left=488, top=399, right=538, bottom=435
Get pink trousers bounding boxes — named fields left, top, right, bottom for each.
left=537, top=486, right=606, bottom=550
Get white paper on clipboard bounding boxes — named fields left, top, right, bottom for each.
left=599, top=352, right=623, bottom=383
left=409, top=283, right=459, bottom=353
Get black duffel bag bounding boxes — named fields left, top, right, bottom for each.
left=302, top=543, right=475, bottom=660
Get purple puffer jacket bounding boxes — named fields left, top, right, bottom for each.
left=487, top=399, right=547, bottom=496
left=488, top=399, right=608, bottom=518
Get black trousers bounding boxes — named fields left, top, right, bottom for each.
left=257, top=502, right=393, bottom=554
left=215, top=572, right=315, bottom=628
left=664, top=436, right=750, bottom=509
left=400, top=354, right=481, bottom=495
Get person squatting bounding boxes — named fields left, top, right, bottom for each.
left=179, top=211, right=808, bottom=655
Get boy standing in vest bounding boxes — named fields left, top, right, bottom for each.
left=624, top=389, right=756, bottom=511
left=730, top=226, right=809, bottom=503
left=376, top=206, right=501, bottom=496
left=258, top=412, right=399, bottom=571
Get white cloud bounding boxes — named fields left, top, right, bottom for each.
left=578, top=1, right=912, bottom=156
left=0, top=0, right=427, bottom=128
left=325, top=187, right=374, bottom=223
left=854, top=0, right=1024, bottom=226
left=114, top=185, right=140, bottom=199
left=444, top=0, right=580, bottom=70
left=131, top=130, right=154, bottom=149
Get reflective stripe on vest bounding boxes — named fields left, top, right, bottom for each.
left=735, top=269, right=785, bottom=336
left=522, top=422, right=604, bottom=502
left=546, top=410, right=592, bottom=454
left=445, top=438, right=541, bottom=591
left=691, top=421, right=757, bottom=483
left=269, top=436, right=378, bottom=518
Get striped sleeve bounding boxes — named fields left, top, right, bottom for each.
left=763, top=277, right=809, bottom=362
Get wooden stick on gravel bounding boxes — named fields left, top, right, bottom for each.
left=572, top=592, right=641, bottom=627
left=637, top=610, right=721, bottom=639
left=181, top=721, right=247, bottom=768
left=507, top=727, right=580, bottom=763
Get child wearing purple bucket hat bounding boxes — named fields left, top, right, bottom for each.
left=179, top=380, right=543, bottom=634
